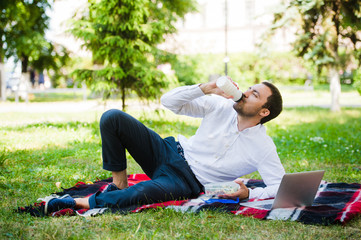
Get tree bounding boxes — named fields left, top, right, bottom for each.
left=6, top=1, right=51, bottom=71
left=1, top=0, right=70, bottom=100
left=0, top=0, right=19, bottom=100
left=1, top=0, right=50, bottom=97
left=31, top=43, right=71, bottom=87
left=269, top=0, right=361, bottom=111
left=70, top=0, right=197, bottom=110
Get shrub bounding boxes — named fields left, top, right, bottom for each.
left=170, top=52, right=313, bottom=88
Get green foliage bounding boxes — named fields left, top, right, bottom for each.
left=266, top=0, right=361, bottom=111
left=170, top=52, right=315, bottom=88
left=171, top=54, right=224, bottom=86
left=269, top=0, right=361, bottom=71
left=170, top=55, right=203, bottom=86
left=2, top=1, right=49, bottom=66
left=70, top=0, right=197, bottom=109
left=353, top=69, right=361, bottom=95
left=0, top=0, right=71, bottom=86
left=1, top=0, right=49, bottom=61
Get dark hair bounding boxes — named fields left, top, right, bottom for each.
left=260, top=81, right=283, bottom=124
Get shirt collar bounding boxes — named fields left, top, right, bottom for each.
left=233, top=113, right=263, bottom=133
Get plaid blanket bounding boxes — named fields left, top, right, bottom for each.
left=18, top=174, right=361, bottom=225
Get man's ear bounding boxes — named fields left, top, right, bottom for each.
left=259, top=108, right=270, bottom=117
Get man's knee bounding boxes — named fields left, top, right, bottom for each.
left=100, top=109, right=125, bottom=129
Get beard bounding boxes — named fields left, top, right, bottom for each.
left=233, top=101, right=262, bottom=118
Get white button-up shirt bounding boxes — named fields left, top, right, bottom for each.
left=161, top=84, right=285, bottom=199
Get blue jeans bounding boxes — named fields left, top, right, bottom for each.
left=89, top=109, right=203, bottom=209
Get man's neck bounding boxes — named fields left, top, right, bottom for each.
left=236, top=115, right=261, bottom=131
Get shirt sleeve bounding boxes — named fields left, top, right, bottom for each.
left=160, top=84, right=210, bottom=118
left=248, top=149, right=285, bottom=199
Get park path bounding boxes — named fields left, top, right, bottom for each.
left=1, top=99, right=361, bottom=113
left=0, top=100, right=162, bottom=113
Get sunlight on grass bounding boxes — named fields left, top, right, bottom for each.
left=0, top=111, right=103, bottom=127
left=2, top=127, right=95, bottom=151
left=279, top=85, right=361, bottom=106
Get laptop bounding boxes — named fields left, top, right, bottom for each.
left=239, top=170, right=325, bottom=210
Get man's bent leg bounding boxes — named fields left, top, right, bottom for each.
left=96, top=109, right=203, bottom=210
left=100, top=109, right=169, bottom=179
left=89, top=173, right=192, bottom=209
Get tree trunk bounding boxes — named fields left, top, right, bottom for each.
left=21, top=55, right=29, bottom=73
left=329, top=67, right=341, bottom=112
left=18, top=56, right=31, bottom=101
left=0, top=40, right=5, bottom=101
left=0, top=63, right=6, bottom=101
left=19, top=72, right=30, bottom=101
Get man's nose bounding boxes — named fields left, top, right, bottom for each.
left=243, top=90, right=251, bottom=98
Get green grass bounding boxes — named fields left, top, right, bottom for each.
left=0, top=103, right=361, bottom=239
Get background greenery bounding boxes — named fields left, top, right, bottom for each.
left=171, top=51, right=361, bottom=88
left=2, top=0, right=361, bottom=108
left=1, top=87, right=361, bottom=239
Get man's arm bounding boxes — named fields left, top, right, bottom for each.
left=217, top=179, right=280, bottom=201
left=161, top=82, right=233, bottom=115
left=160, top=84, right=206, bottom=117
left=219, top=151, right=285, bottom=200
left=248, top=150, right=285, bottom=199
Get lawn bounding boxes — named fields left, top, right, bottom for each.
left=1, top=89, right=361, bottom=239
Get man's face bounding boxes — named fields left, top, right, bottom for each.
left=233, top=83, right=272, bottom=118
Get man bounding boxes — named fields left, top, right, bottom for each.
left=44, top=79, right=285, bottom=214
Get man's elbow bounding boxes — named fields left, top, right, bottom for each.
left=160, top=95, right=183, bottom=114
left=160, top=94, right=170, bottom=108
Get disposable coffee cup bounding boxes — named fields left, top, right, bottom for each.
left=216, top=76, right=243, bottom=102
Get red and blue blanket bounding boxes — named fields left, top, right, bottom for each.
left=18, top=174, right=361, bottom=225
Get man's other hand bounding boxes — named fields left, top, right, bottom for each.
left=218, top=179, right=249, bottom=200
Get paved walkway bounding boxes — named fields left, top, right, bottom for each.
left=0, top=100, right=163, bottom=113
